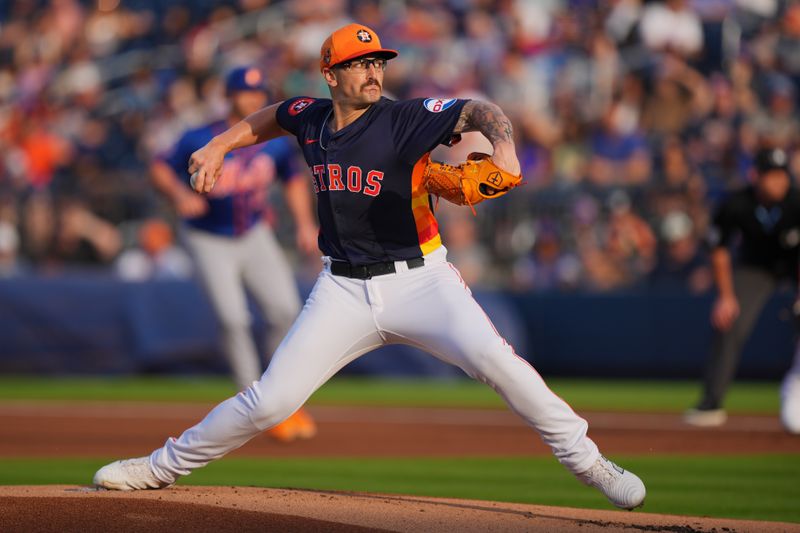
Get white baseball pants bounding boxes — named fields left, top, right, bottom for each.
left=781, top=340, right=800, bottom=433
left=150, top=246, right=600, bottom=482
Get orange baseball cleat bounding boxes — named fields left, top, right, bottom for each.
left=265, top=408, right=317, bottom=442
left=266, top=415, right=299, bottom=443
left=292, top=407, right=318, bottom=440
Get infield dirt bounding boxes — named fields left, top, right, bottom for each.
left=0, top=402, right=795, bottom=457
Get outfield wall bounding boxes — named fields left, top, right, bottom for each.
left=0, top=276, right=794, bottom=379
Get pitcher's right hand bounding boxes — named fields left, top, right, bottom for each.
left=188, top=140, right=227, bottom=194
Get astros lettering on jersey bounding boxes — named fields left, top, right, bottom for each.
left=276, top=95, right=467, bottom=265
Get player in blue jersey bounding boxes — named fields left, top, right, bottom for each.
left=96, top=24, right=646, bottom=511
left=149, top=67, right=318, bottom=442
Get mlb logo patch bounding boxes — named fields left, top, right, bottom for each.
left=423, top=98, right=456, bottom=113
left=289, top=97, right=315, bottom=116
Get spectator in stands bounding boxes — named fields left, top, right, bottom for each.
left=588, top=99, right=652, bottom=187
left=438, top=208, right=490, bottom=288
left=777, top=3, right=800, bottom=79
left=18, top=192, right=56, bottom=268
left=689, top=75, right=745, bottom=190
left=0, top=220, right=20, bottom=277
left=605, top=190, right=658, bottom=282
left=513, top=220, right=583, bottom=292
left=641, top=54, right=713, bottom=139
left=115, top=218, right=193, bottom=281
left=648, top=210, right=712, bottom=294
left=750, top=73, right=800, bottom=149
left=639, top=0, right=704, bottom=57
left=54, top=197, right=121, bottom=267
left=648, top=135, right=708, bottom=232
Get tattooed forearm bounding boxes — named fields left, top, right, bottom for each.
left=453, top=100, right=514, bottom=145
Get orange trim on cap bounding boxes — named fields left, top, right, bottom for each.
left=320, top=23, right=398, bottom=71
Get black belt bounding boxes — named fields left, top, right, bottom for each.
left=330, top=257, right=425, bottom=279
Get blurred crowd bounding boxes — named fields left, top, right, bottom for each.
left=0, top=0, right=797, bottom=292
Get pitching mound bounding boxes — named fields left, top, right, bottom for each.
left=1, top=486, right=797, bottom=533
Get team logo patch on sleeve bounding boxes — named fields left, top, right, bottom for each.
left=289, top=98, right=315, bottom=116
left=423, top=98, right=456, bottom=113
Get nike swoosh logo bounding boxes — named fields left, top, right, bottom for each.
left=305, top=139, right=318, bottom=145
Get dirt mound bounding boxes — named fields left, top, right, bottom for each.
left=0, top=495, right=386, bottom=533
left=1, top=486, right=797, bottom=533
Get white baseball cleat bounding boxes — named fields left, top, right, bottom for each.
left=93, top=457, right=171, bottom=491
left=683, top=407, right=727, bottom=427
left=577, top=456, right=646, bottom=510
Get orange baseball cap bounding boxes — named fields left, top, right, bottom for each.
left=319, top=23, right=398, bottom=71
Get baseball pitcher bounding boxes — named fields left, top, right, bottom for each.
left=95, top=23, right=646, bottom=510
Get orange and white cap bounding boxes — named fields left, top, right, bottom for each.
left=319, top=23, right=398, bottom=71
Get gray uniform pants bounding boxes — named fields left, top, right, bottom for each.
left=698, top=267, right=777, bottom=410
left=186, top=222, right=302, bottom=390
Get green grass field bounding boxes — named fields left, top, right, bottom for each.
left=0, top=375, right=782, bottom=413
left=0, top=376, right=796, bottom=523
left=0, top=455, right=797, bottom=523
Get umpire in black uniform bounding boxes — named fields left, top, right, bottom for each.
left=685, top=146, right=800, bottom=428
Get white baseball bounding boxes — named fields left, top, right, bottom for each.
left=190, top=171, right=199, bottom=190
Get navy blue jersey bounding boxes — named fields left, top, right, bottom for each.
left=160, top=121, right=299, bottom=236
left=276, top=96, right=468, bottom=264
left=709, top=186, right=800, bottom=280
